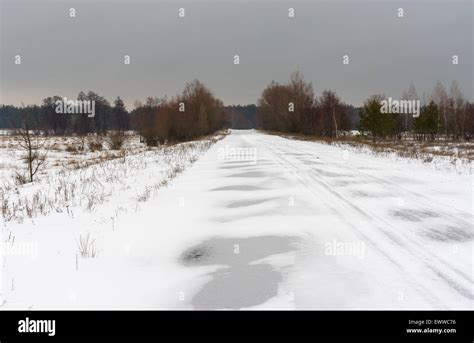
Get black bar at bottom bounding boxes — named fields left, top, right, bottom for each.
left=0, top=310, right=471, bottom=340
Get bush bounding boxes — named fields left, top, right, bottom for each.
left=76, top=233, right=98, bottom=258
left=106, top=131, right=126, bottom=150
left=142, top=128, right=160, bottom=147
left=65, top=144, right=77, bottom=152
left=15, top=172, right=29, bottom=185
left=88, top=139, right=103, bottom=152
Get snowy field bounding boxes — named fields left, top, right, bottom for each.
left=1, top=130, right=472, bottom=309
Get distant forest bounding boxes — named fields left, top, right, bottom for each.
left=0, top=97, right=359, bottom=133
left=255, top=73, right=473, bottom=142
left=0, top=96, right=260, bottom=132
left=2, top=73, right=473, bottom=143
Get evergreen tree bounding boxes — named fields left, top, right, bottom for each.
left=113, top=96, right=128, bottom=130
left=414, top=101, right=439, bottom=140
left=359, top=95, right=397, bottom=142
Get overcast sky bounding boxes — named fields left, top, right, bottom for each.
left=1, top=0, right=472, bottom=109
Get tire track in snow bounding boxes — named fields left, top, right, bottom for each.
left=257, top=135, right=472, bottom=306
left=270, top=136, right=473, bottom=286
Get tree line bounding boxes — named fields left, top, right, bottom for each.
left=0, top=91, right=128, bottom=136
left=0, top=80, right=228, bottom=146
left=256, top=71, right=356, bottom=137
left=2, top=74, right=473, bottom=143
left=256, top=72, right=474, bottom=142
left=130, top=80, right=227, bottom=145
left=359, top=81, right=473, bottom=142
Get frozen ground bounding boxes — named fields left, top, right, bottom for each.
left=1, top=130, right=472, bottom=309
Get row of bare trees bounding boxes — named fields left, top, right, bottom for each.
left=130, top=80, right=227, bottom=146
left=428, top=81, right=471, bottom=140
left=360, top=81, right=474, bottom=142
left=256, top=72, right=353, bottom=136
left=256, top=72, right=473, bottom=141
left=3, top=74, right=472, bottom=145
left=1, top=80, right=227, bottom=145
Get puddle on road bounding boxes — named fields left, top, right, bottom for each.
left=180, top=235, right=299, bottom=309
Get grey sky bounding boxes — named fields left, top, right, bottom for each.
left=1, top=0, right=472, bottom=109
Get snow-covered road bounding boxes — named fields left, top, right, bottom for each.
left=3, top=130, right=472, bottom=309
left=176, top=131, right=473, bottom=308
left=153, top=130, right=473, bottom=309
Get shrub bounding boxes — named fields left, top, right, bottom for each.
left=65, top=144, right=77, bottom=152
left=142, top=128, right=160, bottom=147
left=15, top=172, right=29, bottom=185
left=76, top=233, right=99, bottom=258
left=88, top=139, right=103, bottom=152
left=106, top=131, right=126, bottom=150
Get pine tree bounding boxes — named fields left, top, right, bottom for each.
left=359, top=97, right=379, bottom=142
left=113, top=96, right=128, bottom=130
left=414, top=101, right=439, bottom=140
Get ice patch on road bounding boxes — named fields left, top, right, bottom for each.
left=180, top=235, right=300, bottom=309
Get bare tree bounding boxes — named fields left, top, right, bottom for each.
left=432, top=81, right=448, bottom=139
left=289, top=71, right=315, bottom=134
left=465, top=102, right=474, bottom=140
left=401, top=83, right=418, bottom=133
left=16, top=110, right=48, bottom=183
left=449, top=80, right=465, bottom=140
left=319, top=90, right=344, bottom=137
left=256, top=71, right=315, bottom=134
